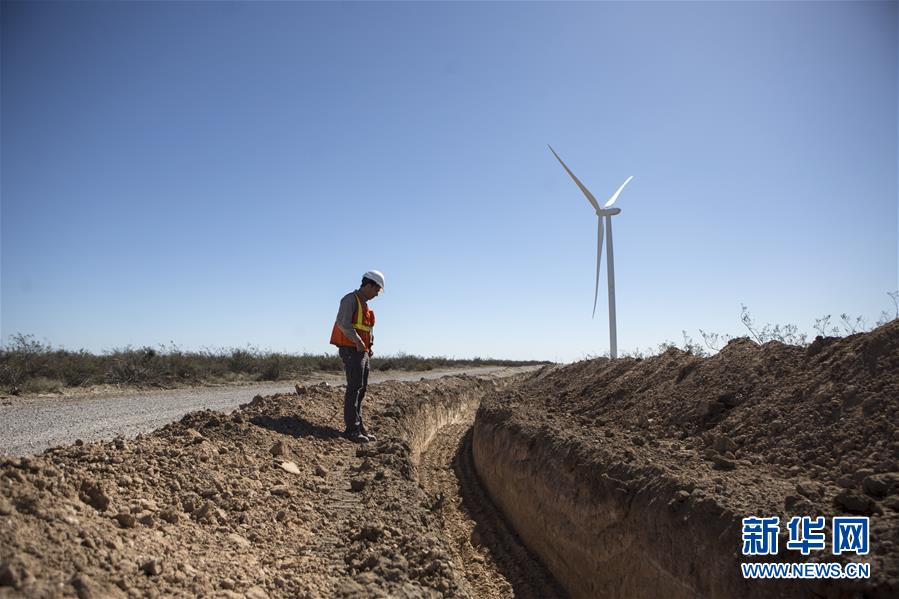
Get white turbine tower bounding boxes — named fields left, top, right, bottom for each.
left=549, top=145, right=633, bottom=359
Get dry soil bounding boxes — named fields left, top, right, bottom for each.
left=2, top=323, right=897, bottom=598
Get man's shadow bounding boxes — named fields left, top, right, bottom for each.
left=250, top=415, right=342, bottom=440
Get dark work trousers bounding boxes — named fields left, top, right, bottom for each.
left=338, top=347, right=369, bottom=434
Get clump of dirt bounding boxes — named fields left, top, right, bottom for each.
left=0, top=376, right=505, bottom=598
left=476, top=320, right=899, bottom=597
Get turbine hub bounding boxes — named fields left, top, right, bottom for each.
left=597, top=207, right=622, bottom=216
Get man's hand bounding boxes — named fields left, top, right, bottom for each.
left=368, top=348, right=374, bottom=357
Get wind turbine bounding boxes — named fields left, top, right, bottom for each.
left=548, top=145, right=633, bottom=359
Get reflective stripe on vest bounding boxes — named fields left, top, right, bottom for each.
left=353, top=295, right=372, bottom=332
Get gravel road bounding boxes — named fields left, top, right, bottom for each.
left=0, top=366, right=537, bottom=456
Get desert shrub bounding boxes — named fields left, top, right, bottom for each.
left=315, top=355, right=343, bottom=372
left=164, top=349, right=199, bottom=381
left=739, top=304, right=808, bottom=346
left=256, top=354, right=283, bottom=381
left=58, top=350, right=102, bottom=386
left=0, top=334, right=51, bottom=387
left=105, top=347, right=158, bottom=385
left=228, top=348, right=256, bottom=374
left=0, top=334, right=55, bottom=390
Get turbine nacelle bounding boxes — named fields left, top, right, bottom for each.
left=596, top=207, right=621, bottom=217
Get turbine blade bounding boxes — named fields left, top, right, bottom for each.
left=548, top=145, right=601, bottom=212
left=593, top=215, right=604, bottom=318
left=604, top=175, right=634, bottom=208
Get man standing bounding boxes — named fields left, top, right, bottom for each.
left=330, top=270, right=385, bottom=443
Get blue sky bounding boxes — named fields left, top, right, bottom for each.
left=2, top=1, right=896, bottom=362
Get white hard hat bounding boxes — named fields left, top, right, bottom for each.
left=362, top=270, right=385, bottom=290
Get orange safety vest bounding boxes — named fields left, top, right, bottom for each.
left=330, top=293, right=375, bottom=349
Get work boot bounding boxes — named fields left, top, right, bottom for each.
left=343, top=430, right=369, bottom=444
left=360, top=427, right=376, bottom=441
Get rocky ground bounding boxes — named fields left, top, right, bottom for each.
left=0, top=372, right=550, bottom=598
left=2, top=322, right=897, bottom=598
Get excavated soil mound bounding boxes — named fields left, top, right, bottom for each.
left=474, top=321, right=899, bottom=598
left=0, top=374, right=541, bottom=598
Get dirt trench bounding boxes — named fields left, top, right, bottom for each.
left=413, top=399, right=565, bottom=598
left=472, top=416, right=788, bottom=598
left=472, top=323, right=899, bottom=598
